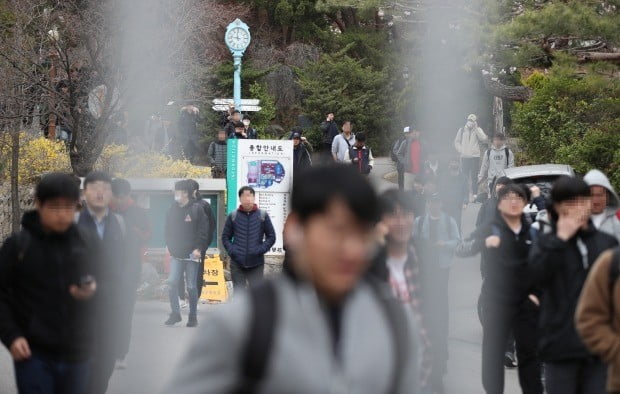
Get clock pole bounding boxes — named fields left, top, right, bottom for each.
left=234, top=55, right=242, bottom=112
left=225, top=19, right=251, bottom=114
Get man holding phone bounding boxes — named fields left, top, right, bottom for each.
left=0, top=173, right=98, bottom=394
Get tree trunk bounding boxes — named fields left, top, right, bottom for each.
left=493, top=97, right=504, bottom=136
left=481, top=72, right=533, bottom=102
left=577, top=52, right=620, bottom=63
left=10, top=130, right=20, bottom=232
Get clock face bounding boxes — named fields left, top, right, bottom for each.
left=226, top=27, right=250, bottom=51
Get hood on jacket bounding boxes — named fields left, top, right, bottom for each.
left=584, top=169, right=619, bottom=208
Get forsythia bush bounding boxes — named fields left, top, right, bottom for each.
left=95, top=144, right=211, bottom=178
left=0, top=137, right=210, bottom=183
left=0, top=135, right=71, bottom=182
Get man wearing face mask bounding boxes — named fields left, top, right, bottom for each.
left=242, top=116, right=258, bottom=139
left=454, top=114, right=488, bottom=201
left=528, top=176, right=618, bottom=394
left=164, top=180, right=209, bottom=328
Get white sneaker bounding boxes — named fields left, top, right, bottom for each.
left=180, top=300, right=188, bottom=309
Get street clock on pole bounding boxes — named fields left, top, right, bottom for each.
left=225, top=19, right=251, bottom=111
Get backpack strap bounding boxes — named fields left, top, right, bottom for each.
left=231, top=210, right=238, bottom=222
left=15, top=229, right=31, bottom=264
left=504, top=147, right=510, bottom=167
left=259, top=209, right=267, bottom=222
left=236, top=280, right=279, bottom=394
left=366, top=276, right=409, bottom=394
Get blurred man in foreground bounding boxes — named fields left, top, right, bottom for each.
left=165, top=165, right=418, bottom=393
left=0, top=173, right=97, bottom=394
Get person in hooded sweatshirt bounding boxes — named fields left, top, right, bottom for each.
left=458, top=183, right=543, bottom=394
left=478, top=133, right=514, bottom=195
left=207, top=129, right=228, bottom=179
left=584, top=169, right=620, bottom=243
left=0, top=173, right=98, bottom=394
left=528, top=176, right=618, bottom=394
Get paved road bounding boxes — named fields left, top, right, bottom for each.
left=0, top=158, right=522, bottom=393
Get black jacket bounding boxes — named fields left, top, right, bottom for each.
left=293, top=144, right=312, bottom=175
left=0, top=211, right=97, bottom=361
left=165, top=202, right=209, bottom=259
left=528, top=223, right=618, bottom=361
left=320, top=120, right=339, bottom=145
left=458, top=215, right=533, bottom=305
left=222, top=207, right=276, bottom=268
left=192, top=196, right=216, bottom=247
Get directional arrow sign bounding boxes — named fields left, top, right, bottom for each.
left=212, top=104, right=262, bottom=112
left=213, top=98, right=260, bottom=106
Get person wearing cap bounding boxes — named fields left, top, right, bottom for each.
left=344, top=132, right=374, bottom=175
left=292, top=132, right=312, bottom=178
left=396, top=127, right=424, bottom=190
left=288, top=126, right=314, bottom=152
left=412, top=191, right=460, bottom=393
left=208, top=130, right=228, bottom=178
left=584, top=169, right=620, bottom=242
left=454, top=114, right=488, bottom=200
left=225, top=110, right=242, bottom=138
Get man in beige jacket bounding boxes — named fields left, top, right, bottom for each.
left=576, top=247, right=620, bottom=394
left=454, top=114, right=488, bottom=200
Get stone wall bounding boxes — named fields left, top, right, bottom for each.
left=0, top=184, right=35, bottom=240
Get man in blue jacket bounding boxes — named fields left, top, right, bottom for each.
left=222, top=186, right=276, bottom=291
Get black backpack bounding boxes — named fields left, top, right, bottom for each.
left=235, top=278, right=410, bottom=394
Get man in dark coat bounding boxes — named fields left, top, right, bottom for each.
left=77, top=171, right=129, bottom=394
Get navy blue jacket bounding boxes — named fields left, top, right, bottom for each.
left=221, top=206, right=276, bottom=268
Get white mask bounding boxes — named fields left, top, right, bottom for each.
left=174, top=195, right=182, bottom=203
left=466, top=121, right=475, bottom=128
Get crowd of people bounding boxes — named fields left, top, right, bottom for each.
left=3, top=104, right=620, bottom=394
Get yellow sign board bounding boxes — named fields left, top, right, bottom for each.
left=200, top=255, right=228, bottom=303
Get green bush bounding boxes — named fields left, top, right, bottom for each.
left=513, top=69, right=620, bottom=188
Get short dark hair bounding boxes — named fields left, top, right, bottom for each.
left=343, top=120, right=352, bottom=126
left=111, top=178, right=131, bottom=197
left=83, top=171, right=112, bottom=189
left=217, top=129, right=226, bottom=135
left=238, top=186, right=255, bottom=197
left=355, top=132, right=366, bottom=142
left=235, top=121, right=245, bottom=128
left=232, top=110, right=240, bottom=115
left=380, top=189, right=414, bottom=217
left=495, top=176, right=513, bottom=187
left=292, top=165, right=379, bottom=225
left=36, top=172, right=80, bottom=205
left=551, top=176, right=590, bottom=203
left=174, top=179, right=192, bottom=194
left=494, top=133, right=506, bottom=141
left=498, top=183, right=528, bottom=201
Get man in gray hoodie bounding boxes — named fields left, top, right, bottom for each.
left=164, top=165, right=418, bottom=394
left=478, top=132, right=515, bottom=194
left=584, top=169, right=620, bottom=242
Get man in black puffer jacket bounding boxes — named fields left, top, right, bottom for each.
left=528, top=176, right=619, bottom=394
left=0, top=173, right=98, bottom=394
left=222, top=186, right=276, bottom=291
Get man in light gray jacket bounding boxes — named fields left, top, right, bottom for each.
left=454, top=114, right=488, bottom=199
left=332, top=120, right=356, bottom=163
left=163, top=165, right=418, bottom=394
left=585, top=169, right=620, bottom=242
